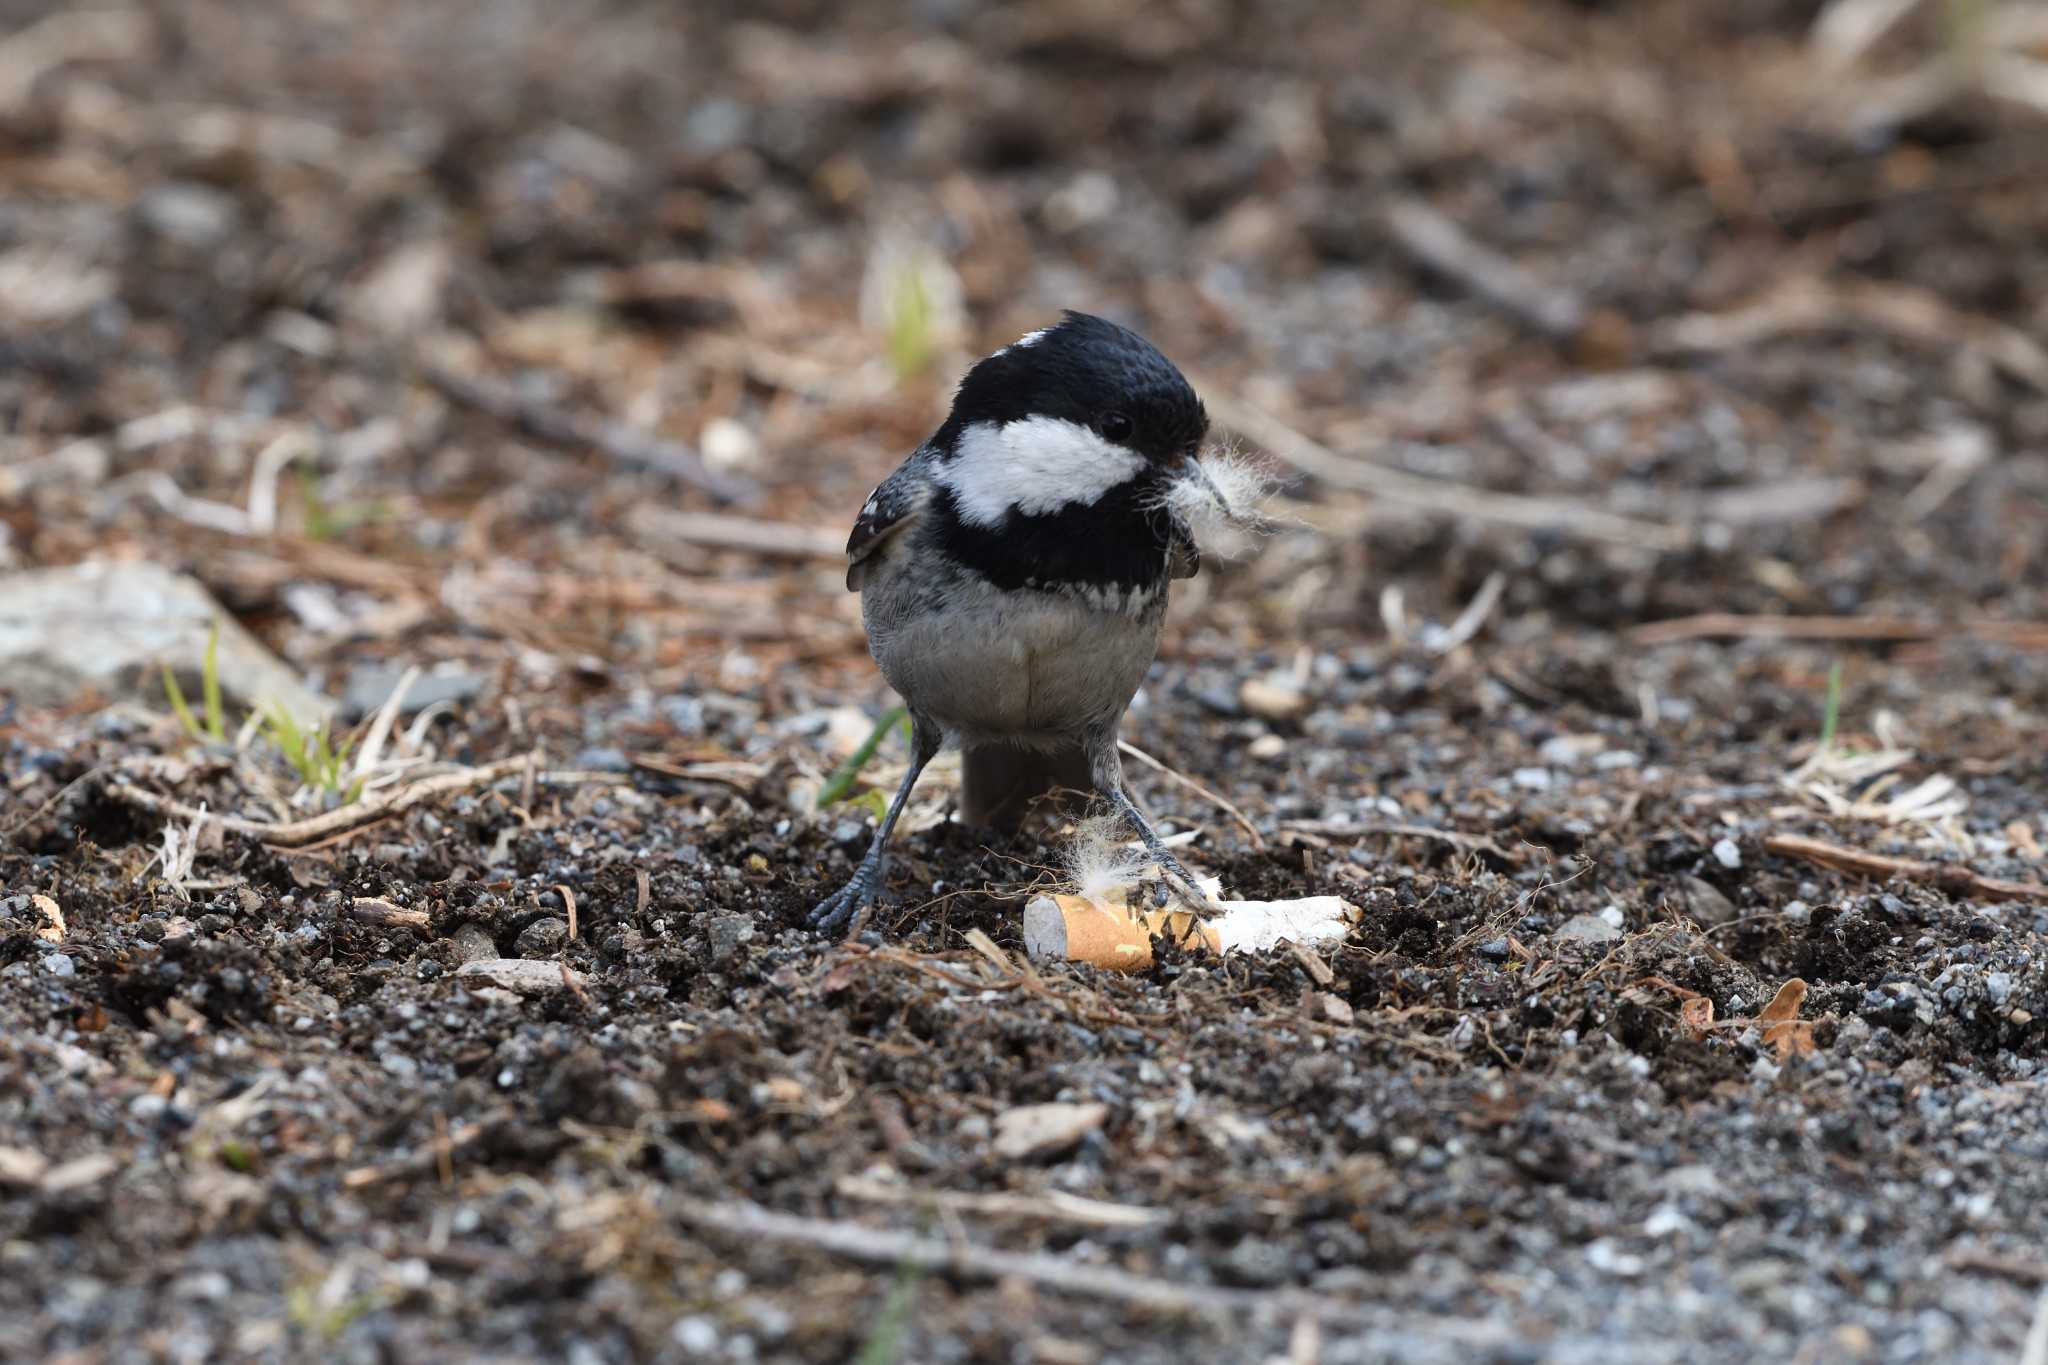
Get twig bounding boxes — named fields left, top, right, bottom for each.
left=1945, top=1248, right=2048, bottom=1286
left=105, top=755, right=552, bottom=848
left=346, top=897, right=430, bottom=930
left=555, top=884, right=579, bottom=941
left=1632, top=613, right=2048, bottom=648
left=352, top=664, right=418, bottom=781
left=1764, top=833, right=2046, bottom=904
left=669, top=1196, right=1515, bottom=1339
left=627, top=505, right=843, bottom=560
left=1430, top=571, right=1507, bottom=655
left=1280, top=819, right=1513, bottom=862
left=1118, top=740, right=1265, bottom=850
left=2024, top=1284, right=2048, bottom=1365
left=421, top=366, right=756, bottom=503
left=1203, top=390, right=1690, bottom=552
left=833, top=1176, right=1167, bottom=1229
left=1381, top=196, right=1586, bottom=340
left=342, top=1119, right=489, bottom=1188
left=1653, top=274, right=2048, bottom=393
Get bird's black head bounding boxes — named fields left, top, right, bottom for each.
left=924, top=312, right=1209, bottom=598
left=937, top=311, right=1208, bottom=467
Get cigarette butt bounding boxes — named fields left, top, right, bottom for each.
left=1022, top=894, right=1221, bottom=971
left=1024, top=891, right=1358, bottom=971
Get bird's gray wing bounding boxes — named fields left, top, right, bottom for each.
left=844, top=451, right=933, bottom=592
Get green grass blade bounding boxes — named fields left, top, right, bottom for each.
left=201, top=618, right=225, bottom=741
left=1818, top=660, right=1843, bottom=753
left=162, top=665, right=201, bottom=739
left=855, top=1260, right=923, bottom=1365
left=816, top=705, right=907, bottom=808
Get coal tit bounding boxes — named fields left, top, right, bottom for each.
left=812, top=311, right=1240, bottom=931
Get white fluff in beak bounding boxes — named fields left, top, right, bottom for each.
left=1151, top=442, right=1279, bottom=558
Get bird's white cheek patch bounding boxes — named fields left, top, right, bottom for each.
left=940, top=417, right=1146, bottom=525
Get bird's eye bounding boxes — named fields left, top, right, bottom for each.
left=1099, top=412, right=1134, bottom=442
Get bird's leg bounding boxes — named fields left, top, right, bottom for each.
left=809, top=718, right=943, bottom=933
left=1088, top=735, right=1215, bottom=915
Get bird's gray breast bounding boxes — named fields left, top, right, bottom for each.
left=860, top=545, right=1164, bottom=747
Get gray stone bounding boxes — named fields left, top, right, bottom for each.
left=450, top=923, right=498, bottom=965
left=340, top=661, right=485, bottom=718
left=0, top=561, right=330, bottom=725
left=515, top=917, right=569, bottom=958
left=704, top=913, right=755, bottom=965
left=1555, top=913, right=1624, bottom=945
left=134, top=182, right=239, bottom=248
left=1219, top=1238, right=1293, bottom=1287
left=1679, top=875, right=1739, bottom=926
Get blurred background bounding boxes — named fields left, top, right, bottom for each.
left=2, top=0, right=2044, bottom=737
left=5, top=5, right=2048, bottom=1361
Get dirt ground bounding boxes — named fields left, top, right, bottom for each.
left=3, top=1, right=2047, bottom=1361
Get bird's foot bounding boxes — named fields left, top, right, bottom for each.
left=808, top=859, right=882, bottom=933
left=1147, top=846, right=1216, bottom=918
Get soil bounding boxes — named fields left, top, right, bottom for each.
left=2, top=2, right=2046, bottom=1362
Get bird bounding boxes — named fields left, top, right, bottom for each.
left=811, top=310, right=1241, bottom=932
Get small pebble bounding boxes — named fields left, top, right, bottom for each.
left=1512, top=767, right=1553, bottom=791
left=43, top=953, right=76, bottom=978
left=671, top=1316, right=719, bottom=1353
left=1555, top=914, right=1623, bottom=945
left=515, top=918, right=569, bottom=958
left=1239, top=675, right=1307, bottom=722
left=1712, top=838, right=1742, bottom=870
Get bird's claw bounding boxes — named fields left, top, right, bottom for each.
left=808, top=864, right=878, bottom=932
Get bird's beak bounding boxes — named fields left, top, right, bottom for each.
left=1184, top=456, right=1232, bottom=518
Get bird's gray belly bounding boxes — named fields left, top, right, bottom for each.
left=863, top=570, right=1162, bottom=746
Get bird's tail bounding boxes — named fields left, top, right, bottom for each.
left=959, top=741, right=1096, bottom=831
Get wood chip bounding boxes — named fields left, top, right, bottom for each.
left=992, top=1102, right=1109, bottom=1161
left=456, top=958, right=587, bottom=997
left=32, top=893, right=63, bottom=943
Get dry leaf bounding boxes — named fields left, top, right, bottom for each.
left=1679, top=995, right=1716, bottom=1041
left=1758, top=978, right=1816, bottom=1060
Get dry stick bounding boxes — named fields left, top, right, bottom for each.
left=1280, top=819, right=1513, bottom=862
left=833, top=1175, right=1167, bottom=1230
left=106, top=756, right=542, bottom=848
left=627, top=505, right=843, bottom=560
left=2023, top=1284, right=2048, bottom=1365
left=1117, top=740, right=1265, bottom=850
left=1431, top=570, right=1507, bottom=655
left=1764, top=833, right=2047, bottom=904
left=1631, top=612, right=2048, bottom=649
left=421, top=366, right=757, bottom=504
left=669, top=1197, right=1515, bottom=1340
left=1382, top=196, right=1587, bottom=340
left=347, top=897, right=430, bottom=930
left=1946, top=1248, right=2048, bottom=1287
left=1202, top=390, right=1691, bottom=552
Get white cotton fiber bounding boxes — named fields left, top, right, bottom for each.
left=1065, top=814, right=1156, bottom=903
left=1151, top=442, right=1280, bottom=558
